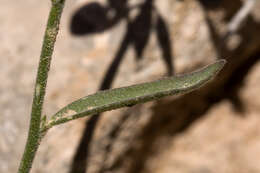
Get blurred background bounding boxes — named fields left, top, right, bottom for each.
left=1, top=0, right=260, bottom=172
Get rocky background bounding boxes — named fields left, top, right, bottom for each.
left=1, top=0, right=260, bottom=173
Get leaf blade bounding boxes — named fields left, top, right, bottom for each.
left=43, top=60, right=225, bottom=131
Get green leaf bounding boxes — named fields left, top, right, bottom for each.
left=42, top=60, right=225, bottom=132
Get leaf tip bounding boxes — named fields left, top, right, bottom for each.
left=211, top=59, right=226, bottom=77
left=203, top=59, right=226, bottom=77
left=216, top=59, right=227, bottom=69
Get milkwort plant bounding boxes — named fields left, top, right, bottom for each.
left=17, top=0, right=225, bottom=173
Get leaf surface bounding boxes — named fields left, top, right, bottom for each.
left=42, top=60, right=225, bottom=131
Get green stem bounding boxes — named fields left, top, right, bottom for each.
left=18, top=1, right=66, bottom=173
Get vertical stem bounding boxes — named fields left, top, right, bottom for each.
left=18, top=1, right=66, bottom=173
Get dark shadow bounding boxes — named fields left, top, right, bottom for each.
left=69, top=0, right=174, bottom=172
left=96, top=105, right=143, bottom=173
left=69, top=0, right=260, bottom=172
left=199, top=0, right=260, bottom=111
left=123, top=51, right=260, bottom=173
left=107, top=1, right=260, bottom=172
left=70, top=1, right=128, bottom=35
left=155, top=11, right=174, bottom=75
